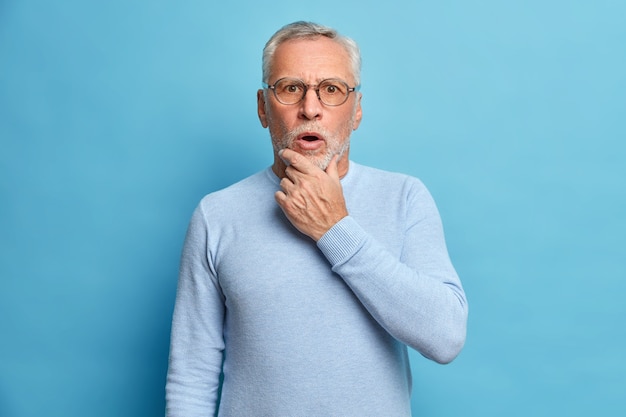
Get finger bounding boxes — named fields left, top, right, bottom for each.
left=283, top=165, right=304, bottom=185
left=274, top=190, right=291, bottom=212
left=274, top=190, right=286, bottom=205
left=279, top=148, right=319, bottom=175
left=279, top=176, right=296, bottom=193
left=275, top=188, right=306, bottom=211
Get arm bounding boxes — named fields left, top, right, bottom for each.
left=317, top=194, right=467, bottom=364
left=276, top=149, right=467, bottom=363
left=166, top=204, right=224, bottom=417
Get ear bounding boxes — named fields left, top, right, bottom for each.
left=257, top=89, right=268, bottom=128
left=352, top=93, right=363, bottom=130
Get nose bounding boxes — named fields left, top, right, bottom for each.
left=299, top=87, right=322, bottom=120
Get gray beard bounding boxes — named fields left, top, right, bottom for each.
left=270, top=121, right=353, bottom=171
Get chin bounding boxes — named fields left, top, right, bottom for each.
left=309, top=150, right=348, bottom=171
left=275, top=141, right=349, bottom=171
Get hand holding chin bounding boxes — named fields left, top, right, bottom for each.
left=275, top=149, right=348, bottom=241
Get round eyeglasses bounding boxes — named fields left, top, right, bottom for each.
left=262, top=77, right=360, bottom=106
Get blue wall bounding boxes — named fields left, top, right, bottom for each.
left=1, top=1, right=624, bottom=416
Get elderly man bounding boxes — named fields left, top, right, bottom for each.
left=166, top=21, right=468, bottom=417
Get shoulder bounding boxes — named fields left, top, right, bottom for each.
left=194, top=168, right=277, bottom=218
left=200, top=168, right=274, bottom=203
left=348, top=161, right=429, bottom=196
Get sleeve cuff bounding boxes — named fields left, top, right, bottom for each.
left=317, top=216, right=367, bottom=267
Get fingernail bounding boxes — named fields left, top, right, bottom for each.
left=278, top=149, right=290, bottom=166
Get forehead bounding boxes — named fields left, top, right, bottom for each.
left=270, top=37, right=353, bottom=83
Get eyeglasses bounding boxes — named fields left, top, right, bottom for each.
left=262, top=77, right=360, bottom=106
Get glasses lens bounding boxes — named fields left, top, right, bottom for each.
left=273, top=78, right=306, bottom=104
left=318, top=79, right=350, bottom=106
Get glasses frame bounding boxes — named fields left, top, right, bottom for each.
left=262, top=77, right=361, bottom=107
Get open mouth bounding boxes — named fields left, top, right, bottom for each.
left=294, top=132, right=325, bottom=151
left=298, top=132, right=323, bottom=142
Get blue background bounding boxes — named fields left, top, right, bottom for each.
left=1, top=1, right=624, bottom=416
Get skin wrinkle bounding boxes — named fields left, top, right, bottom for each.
left=257, top=37, right=363, bottom=180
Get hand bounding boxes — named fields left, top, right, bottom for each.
left=275, top=149, right=349, bottom=241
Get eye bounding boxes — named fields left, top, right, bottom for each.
left=320, top=81, right=346, bottom=95
left=277, top=79, right=305, bottom=95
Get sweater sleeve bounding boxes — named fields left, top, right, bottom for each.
left=316, top=182, right=468, bottom=364
left=166, top=204, right=224, bottom=417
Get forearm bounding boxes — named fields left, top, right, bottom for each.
left=166, top=351, right=222, bottom=417
left=317, top=216, right=468, bottom=364
left=166, top=285, right=224, bottom=416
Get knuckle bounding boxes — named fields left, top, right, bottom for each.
left=289, top=152, right=301, bottom=164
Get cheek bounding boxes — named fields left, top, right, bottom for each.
left=266, top=106, right=293, bottom=130
left=338, top=109, right=358, bottom=132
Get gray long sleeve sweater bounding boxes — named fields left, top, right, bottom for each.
left=166, top=162, right=468, bottom=417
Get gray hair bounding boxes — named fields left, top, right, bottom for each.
left=262, top=21, right=361, bottom=86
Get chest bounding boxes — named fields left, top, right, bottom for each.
left=208, top=197, right=406, bottom=318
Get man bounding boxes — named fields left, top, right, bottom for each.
left=166, top=21, right=468, bottom=417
